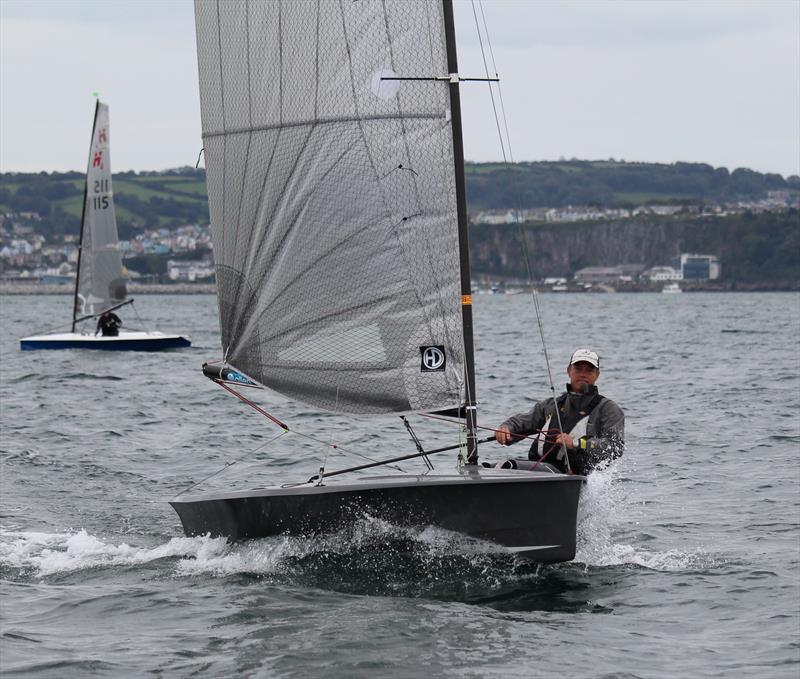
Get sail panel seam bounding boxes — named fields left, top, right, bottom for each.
left=200, top=112, right=442, bottom=139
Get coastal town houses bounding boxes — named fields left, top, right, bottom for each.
left=167, top=258, right=215, bottom=282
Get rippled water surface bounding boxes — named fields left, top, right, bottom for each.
left=1, top=292, right=798, bottom=678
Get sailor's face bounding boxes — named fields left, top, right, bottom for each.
left=567, top=361, right=599, bottom=390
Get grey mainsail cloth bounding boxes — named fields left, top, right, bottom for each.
left=195, top=0, right=465, bottom=414
left=76, top=101, right=127, bottom=317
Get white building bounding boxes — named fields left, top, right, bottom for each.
left=645, top=266, right=683, bottom=281
left=167, top=259, right=215, bottom=282
left=574, top=266, right=624, bottom=283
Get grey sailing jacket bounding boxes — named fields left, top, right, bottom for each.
left=500, top=385, right=625, bottom=475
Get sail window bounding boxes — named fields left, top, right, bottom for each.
left=277, top=323, right=387, bottom=364
left=370, top=68, right=400, bottom=100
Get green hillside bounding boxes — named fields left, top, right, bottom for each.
left=0, top=168, right=209, bottom=239
left=1, top=161, right=798, bottom=241
left=465, top=160, right=799, bottom=210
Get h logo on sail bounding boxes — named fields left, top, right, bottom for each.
left=420, top=346, right=446, bottom=372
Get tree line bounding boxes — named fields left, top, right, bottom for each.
left=2, top=161, right=798, bottom=239
left=465, top=160, right=798, bottom=210
left=1, top=162, right=798, bottom=285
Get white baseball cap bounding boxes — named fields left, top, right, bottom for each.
left=569, top=348, right=600, bottom=368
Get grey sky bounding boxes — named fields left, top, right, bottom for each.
left=1, top=0, right=798, bottom=177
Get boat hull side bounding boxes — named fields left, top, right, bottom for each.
left=20, top=336, right=191, bottom=351
left=170, top=476, right=584, bottom=563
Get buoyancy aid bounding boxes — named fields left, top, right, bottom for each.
left=530, top=391, right=604, bottom=469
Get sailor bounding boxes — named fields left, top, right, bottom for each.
left=494, top=348, right=624, bottom=475
left=96, top=310, right=122, bottom=337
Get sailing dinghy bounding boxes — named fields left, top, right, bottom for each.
left=19, top=101, right=191, bottom=352
left=171, top=0, right=583, bottom=563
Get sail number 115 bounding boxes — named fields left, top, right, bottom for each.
left=92, top=179, right=110, bottom=210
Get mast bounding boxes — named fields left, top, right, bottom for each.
left=442, top=0, right=478, bottom=464
left=71, top=98, right=100, bottom=333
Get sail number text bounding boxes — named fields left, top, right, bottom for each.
left=92, top=179, right=110, bottom=210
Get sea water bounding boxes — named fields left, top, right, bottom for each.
left=1, top=292, right=798, bottom=678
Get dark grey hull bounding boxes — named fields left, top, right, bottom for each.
left=170, top=468, right=585, bottom=563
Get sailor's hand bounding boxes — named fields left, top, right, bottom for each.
left=495, top=426, right=514, bottom=445
left=555, top=432, right=574, bottom=449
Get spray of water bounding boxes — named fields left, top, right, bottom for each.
left=1, top=468, right=719, bottom=582
left=574, top=458, right=719, bottom=571
left=0, top=523, right=513, bottom=580
left=575, top=461, right=625, bottom=565
left=0, top=528, right=226, bottom=577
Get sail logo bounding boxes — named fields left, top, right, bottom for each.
left=223, top=369, right=255, bottom=385
left=93, top=151, right=103, bottom=168
left=420, top=346, right=446, bottom=372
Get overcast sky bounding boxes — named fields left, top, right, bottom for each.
left=1, top=0, right=798, bottom=177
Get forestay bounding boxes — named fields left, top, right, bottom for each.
left=195, top=0, right=466, bottom=414
left=75, top=102, right=127, bottom=318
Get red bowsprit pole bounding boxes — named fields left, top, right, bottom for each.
left=213, top=379, right=289, bottom=431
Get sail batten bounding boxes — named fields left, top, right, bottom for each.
left=197, top=0, right=465, bottom=414
left=201, top=112, right=447, bottom=139
left=73, top=101, right=127, bottom=322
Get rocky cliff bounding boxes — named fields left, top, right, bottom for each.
left=469, top=210, right=799, bottom=284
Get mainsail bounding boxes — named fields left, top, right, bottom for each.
left=195, top=0, right=471, bottom=414
left=73, top=101, right=127, bottom=325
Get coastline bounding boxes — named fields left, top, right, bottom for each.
left=0, top=284, right=217, bottom=295
left=1, top=282, right=796, bottom=295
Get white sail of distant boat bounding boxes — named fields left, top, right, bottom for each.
left=171, top=0, right=583, bottom=563
left=73, top=101, right=128, bottom=320
left=19, top=101, right=191, bottom=351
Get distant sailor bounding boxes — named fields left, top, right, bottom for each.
left=96, top=310, right=122, bottom=337
left=494, top=348, right=624, bottom=475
